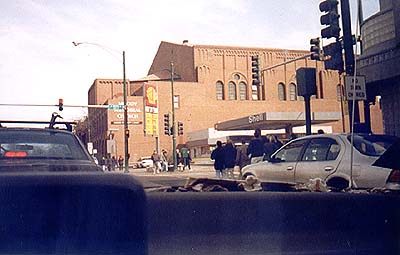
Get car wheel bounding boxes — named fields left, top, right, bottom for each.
left=327, top=177, right=349, bottom=191
left=242, top=173, right=255, bottom=181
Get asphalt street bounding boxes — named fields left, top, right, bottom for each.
left=104, top=164, right=222, bottom=188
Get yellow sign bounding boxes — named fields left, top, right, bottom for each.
left=145, top=113, right=159, bottom=136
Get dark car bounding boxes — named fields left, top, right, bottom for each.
left=0, top=127, right=102, bottom=172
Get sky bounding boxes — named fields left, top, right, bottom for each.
left=0, top=0, right=380, bottom=123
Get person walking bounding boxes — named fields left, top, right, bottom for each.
left=151, top=150, right=161, bottom=174
left=211, top=141, right=225, bottom=178
left=263, top=135, right=279, bottom=160
left=235, top=140, right=250, bottom=177
left=223, top=140, right=237, bottom=179
left=118, top=155, right=124, bottom=171
left=181, top=146, right=190, bottom=171
left=176, top=149, right=183, bottom=171
left=161, top=149, right=168, bottom=172
left=247, top=128, right=265, bottom=164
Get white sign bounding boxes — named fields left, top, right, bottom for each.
left=345, top=75, right=366, bottom=100
left=106, top=140, right=116, bottom=154
left=87, top=142, right=93, bottom=154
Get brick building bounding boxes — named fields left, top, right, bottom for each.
left=358, top=0, right=400, bottom=136
left=85, top=41, right=382, bottom=163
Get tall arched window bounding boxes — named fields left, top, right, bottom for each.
left=239, top=82, right=247, bottom=100
left=216, top=81, right=224, bottom=100
left=278, top=83, right=286, bottom=101
left=336, top=84, right=343, bottom=101
left=289, top=83, right=297, bottom=101
left=228, top=82, right=237, bottom=100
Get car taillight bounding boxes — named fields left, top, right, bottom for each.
left=387, top=169, right=400, bottom=183
left=4, top=151, right=28, bottom=158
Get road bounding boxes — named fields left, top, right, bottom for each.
left=104, top=164, right=222, bottom=189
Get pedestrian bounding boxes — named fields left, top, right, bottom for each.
left=211, top=141, right=225, bottom=178
left=111, top=156, right=117, bottom=171
left=223, top=140, right=237, bottom=179
left=106, top=155, right=112, bottom=171
left=176, top=149, right=183, bottom=171
left=271, top=135, right=283, bottom=148
left=181, top=146, right=191, bottom=171
left=247, top=128, right=265, bottom=164
left=151, top=150, right=161, bottom=174
left=187, top=152, right=192, bottom=171
left=235, top=140, right=250, bottom=177
left=161, top=149, right=168, bottom=172
left=118, top=155, right=124, bottom=171
left=264, top=135, right=279, bottom=160
left=101, top=156, right=107, bottom=171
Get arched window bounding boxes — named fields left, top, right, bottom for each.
left=239, top=82, right=247, bottom=100
left=289, top=83, right=297, bottom=101
left=228, top=82, right=237, bottom=100
left=278, top=83, right=286, bottom=101
left=216, top=81, right=224, bottom=100
left=336, top=84, right=343, bottom=101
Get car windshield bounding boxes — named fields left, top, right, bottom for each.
left=0, top=130, right=89, bottom=161
left=348, top=134, right=398, bottom=157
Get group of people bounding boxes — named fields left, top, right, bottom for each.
left=100, top=155, right=124, bottom=171
left=211, top=128, right=284, bottom=179
left=150, top=147, right=192, bottom=174
left=151, top=149, right=169, bottom=174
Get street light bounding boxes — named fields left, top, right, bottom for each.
left=73, top=41, right=130, bottom=173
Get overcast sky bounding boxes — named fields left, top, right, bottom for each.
left=0, top=0, right=379, bottom=123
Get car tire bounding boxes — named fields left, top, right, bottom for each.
left=242, top=173, right=255, bottom=181
left=327, top=177, right=349, bottom=192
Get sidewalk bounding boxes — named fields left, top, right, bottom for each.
left=127, top=164, right=215, bottom=178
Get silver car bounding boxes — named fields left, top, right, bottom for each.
left=242, top=134, right=399, bottom=190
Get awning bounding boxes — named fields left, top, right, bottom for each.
left=214, top=112, right=341, bottom=131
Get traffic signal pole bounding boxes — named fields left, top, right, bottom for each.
left=340, top=0, right=360, bottom=131
left=170, top=62, right=177, bottom=170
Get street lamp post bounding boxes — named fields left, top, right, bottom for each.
left=73, top=41, right=129, bottom=172
left=122, top=51, right=129, bottom=173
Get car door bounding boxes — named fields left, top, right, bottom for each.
left=260, top=139, right=309, bottom=183
left=295, top=137, right=341, bottom=185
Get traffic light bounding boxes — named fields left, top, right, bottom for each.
left=58, top=98, right=63, bottom=111
left=177, top=121, right=183, bottom=136
left=322, top=41, right=344, bottom=72
left=310, top=38, right=321, bottom=61
left=319, top=0, right=340, bottom=39
left=125, top=129, right=130, bottom=138
left=163, top=113, right=171, bottom=135
left=251, top=55, right=260, bottom=86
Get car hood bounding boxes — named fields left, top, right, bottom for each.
left=0, top=160, right=102, bottom=172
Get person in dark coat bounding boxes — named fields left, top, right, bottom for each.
left=247, top=128, right=265, bottom=164
left=211, top=141, right=225, bottom=178
left=223, top=141, right=237, bottom=179
left=264, top=135, right=279, bottom=160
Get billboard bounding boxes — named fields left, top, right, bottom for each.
left=144, top=84, right=159, bottom=136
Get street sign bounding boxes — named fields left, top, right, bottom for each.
left=345, top=75, right=366, bottom=100
left=108, top=104, right=124, bottom=110
left=87, top=142, right=93, bottom=154
left=107, top=140, right=116, bottom=154
left=111, top=121, right=143, bottom=125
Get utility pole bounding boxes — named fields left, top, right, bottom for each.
left=123, top=51, right=129, bottom=173
left=170, top=62, right=177, bottom=170
left=340, top=0, right=360, bottom=131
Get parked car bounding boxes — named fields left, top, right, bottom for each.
left=0, top=127, right=102, bottom=172
left=242, top=133, right=399, bottom=190
left=373, top=139, right=400, bottom=191
left=139, top=156, right=153, bottom=168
